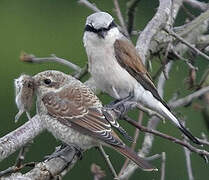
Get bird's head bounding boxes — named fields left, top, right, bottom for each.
left=84, top=12, right=119, bottom=43
left=33, top=70, right=73, bottom=97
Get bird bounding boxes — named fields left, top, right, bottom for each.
left=14, top=74, right=34, bottom=122
left=83, top=12, right=200, bottom=145
left=33, top=70, right=157, bottom=171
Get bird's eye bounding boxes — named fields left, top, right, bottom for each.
left=108, top=21, right=116, bottom=30
left=43, top=79, right=52, bottom=85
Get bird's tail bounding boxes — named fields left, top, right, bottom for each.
left=158, top=102, right=201, bottom=145
left=113, top=145, right=158, bottom=171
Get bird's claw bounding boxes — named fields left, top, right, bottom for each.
left=44, top=144, right=83, bottom=163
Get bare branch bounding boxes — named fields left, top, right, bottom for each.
left=157, top=62, right=173, bottom=97
left=72, top=64, right=89, bottom=80
left=118, top=111, right=143, bottom=176
left=126, top=0, right=141, bottom=35
left=20, top=52, right=81, bottom=72
left=113, top=0, right=129, bottom=37
left=198, top=133, right=209, bottom=147
left=176, top=8, right=209, bottom=37
left=136, top=0, right=172, bottom=64
left=170, top=86, right=209, bottom=108
left=160, top=152, right=166, bottom=180
left=165, top=28, right=209, bottom=61
left=183, top=0, right=209, bottom=11
left=122, top=116, right=209, bottom=159
left=15, top=143, right=30, bottom=168
left=184, top=138, right=194, bottom=180
left=1, top=145, right=82, bottom=179
left=171, top=49, right=198, bottom=70
left=97, top=146, right=118, bottom=179
left=78, top=0, right=101, bottom=12
left=0, top=115, right=44, bottom=162
left=0, top=162, right=35, bottom=178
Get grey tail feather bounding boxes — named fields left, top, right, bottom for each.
left=178, top=122, right=201, bottom=145
left=114, top=145, right=158, bottom=171
left=116, top=126, right=133, bottom=142
left=102, top=108, right=133, bottom=142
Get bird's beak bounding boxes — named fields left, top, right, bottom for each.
left=97, top=30, right=107, bottom=39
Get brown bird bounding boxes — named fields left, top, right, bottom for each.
left=33, top=70, right=157, bottom=171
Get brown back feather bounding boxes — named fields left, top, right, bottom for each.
left=114, top=39, right=170, bottom=110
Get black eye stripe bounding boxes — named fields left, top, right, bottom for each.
left=85, top=21, right=117, bottom=33
left=108, top=21, right=117, bottom=29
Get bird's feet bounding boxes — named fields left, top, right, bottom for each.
left=105, top=92, right=137, bottom=116
left=44, top=143, right=83, bottom=164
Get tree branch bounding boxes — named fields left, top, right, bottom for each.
left=170, top=86, right=209, bottom=108
left=126, top=0, right=141, bottom=35
left=183, top=138, right=194, bottom=180
left=1, top=145, right=80, bottom=180
left=78, top=0, right=101, bottom=12
left=97, top=146, right=118, bottom=179
left=113, top=0, right=129, bottom=37
left=164, top=28, right=209, bottom=61
left=136, top=0, right=173, bottom=64
left=183, top=0, right=209, bottom=12
left=0, top=115, right=44, bottom=162
left=20, top=52, right=81, bottom=72
left=160, top=152, right=166, bottom=180
left=122, top=116, right=209, bottom=159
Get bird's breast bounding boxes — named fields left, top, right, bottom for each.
left=87, top=45, right=136, bottom=99
left=42, top=115, right=96, bottom=150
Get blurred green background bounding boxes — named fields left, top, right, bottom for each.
left=0, top=0, right=208, bottom=179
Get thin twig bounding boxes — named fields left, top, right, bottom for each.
left=183, top=0, right=209, bottom=11
left=184, top=138, right=194, bottom=180
left=126, top=0, right=141, bottom=35
left=161, top=42, right=172, bottom=80
left=0, top=162, right=35, bottom=178
left=97, top=146, right=118, bottom=179
left=181, top=4, right=195, bottom=19
left=170, top=86, right=209, bottom=108
left=72, top=64, right=89, bottom=80
left=144, top=154, right=162, bottom=161
left=15, top=144, right=30, bottom=168
left=176, top=8, right=209, bottom=37
left=78, top=0, right=101, bottom=12
left=197, top=139, right=209, bottom=147
left=152, top=59, right=170, bottom=81
left=198, top=68, right=209, bottom=88
left=118, top=111, right=143, bottom=176
left=164, top=28, right=209, bottom=61
left=122, top=116, right=209, bottom=160
left=171, top=50, right=198, bottom=70
left=113, top=0, right=129, bottom=37
left=160, top=152, right=166, bottom=180
left=20, top=52, right=81, bottom=72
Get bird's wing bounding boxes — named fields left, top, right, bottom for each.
left=114, top=39, right=170, bottom=110
left=42, top=84, right=124, bottom=147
